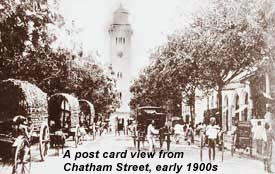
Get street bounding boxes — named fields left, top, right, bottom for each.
left=0, top=133, right=265, bottom=174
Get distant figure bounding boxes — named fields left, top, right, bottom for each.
left=186, top=125, right=194, bottom=145
left=254, top=121, right=265, bottom=155
left=114, top=117, right=119, bottom=136
left=264, top=104, right=275, bottom=132
left=174, top=123, right=183, bottom=144
left=205, top=117, right=220, bottom=162
left=118, top=119, right=124, bottom=136
left=147, top=120, right=159, bottom=152
left=263, top=122, right=274, bottom=173
left=79, top=112, right=87, bottom=144
left=196, top=123, right=203, bottom=136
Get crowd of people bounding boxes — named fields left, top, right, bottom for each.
left=73, top=105, right=275, bottom=172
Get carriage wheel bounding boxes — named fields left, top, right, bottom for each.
left=12, top=139, right=31, bottom=174
left=39, top=123, right=50, bottom=161
left=75, top=125, right=80, bottom=148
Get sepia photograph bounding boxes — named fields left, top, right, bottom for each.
left=0, top=0, right=275, bottom=174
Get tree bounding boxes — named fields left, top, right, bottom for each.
left=0, top=0, right=120, bottom=118
left=190, top=0, right=266, bottom=126
left=130, top=31, right=202, bottom=119
left=66, top=55, right=120, bottom=118
left=0, top=0, right=67, bottom=89
left=131, top=0, right=271, bottom=126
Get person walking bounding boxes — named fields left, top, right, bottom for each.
left=253, top=121, right=265, bottom=155
left=186, top=124, right=194, bottom=145
left=263, top=122, right=274, bottom=173
left=147, top=120, right=159, bottom=152
left=174, top=122, right=183, bottom=144
left=205, top=117, right=220, bottom=162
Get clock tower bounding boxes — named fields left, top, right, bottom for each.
left=109, top=4, right=133, bottom=118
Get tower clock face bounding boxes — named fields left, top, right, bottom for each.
left=117, top=51, right=124, bottom=58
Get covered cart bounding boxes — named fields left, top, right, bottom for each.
left=48, top=93, right=81, bottom=148
left=0, top=79, right=49, bottom=173
left=133, top=106, right=171, bottom=151
left=79, top=99, right=95, bottom=136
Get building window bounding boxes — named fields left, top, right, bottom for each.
left=117, top=72, right=123, bottom=79
left=119, top=92, right=122, bottom=100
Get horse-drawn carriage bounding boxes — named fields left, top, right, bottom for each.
left=48, top=93, right=81, bottom=148
left=132, top=106, right=171, bottom=151
left=231, top=121, right=253, bottom=157
left=0, top=79, right=49, bottom=174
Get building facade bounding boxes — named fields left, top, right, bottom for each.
left=193, top=62, right=275, bottom=132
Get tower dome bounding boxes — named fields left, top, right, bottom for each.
left=112, top=4, right=129, bottom=25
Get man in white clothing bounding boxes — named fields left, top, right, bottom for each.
left=205, top=117, right=220, bottom=161
left=253, top=121, right=265, bottom=155
left=147, top=120, right=159, bottom=152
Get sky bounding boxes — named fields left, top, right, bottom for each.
left=57, top=0, right=209, bottom=77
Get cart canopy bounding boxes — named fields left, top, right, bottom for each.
left=48, top=93, right=80, bottom=129
left=0, top=79, right=48, bottom=123
left=79, top=99, right=95, bottom=125
left=136, top=106, right=166, bottom=131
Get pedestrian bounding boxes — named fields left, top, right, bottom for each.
left=79, top=112, right=87, bottom=144
left=186, top=124, right=194, bottom=145
left=205, top=117, right=220, bottom=162
left=147, top=120, right=159, bottom=152
left=196, top=123, right=203, bottom=136
left=263, top=122, right=274, bottom=173
left=118, top=119, right=123, bottom=136
left=174, top=122, right=183, bottom=144
left=114, top=117, right=118, bottom=136
left=264, top=103, right=275, bottom=132
left=253, top=121, right=265, bottom=155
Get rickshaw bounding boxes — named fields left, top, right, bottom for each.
left=231, top=121, right=253, bottom=157
left=48, top=93, right=81, bottom=148
left=0, top=79, right=49, bottom=174
left=79, top=99, right=95, bottom=139
left=133, top=106, right=171, bottom=151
